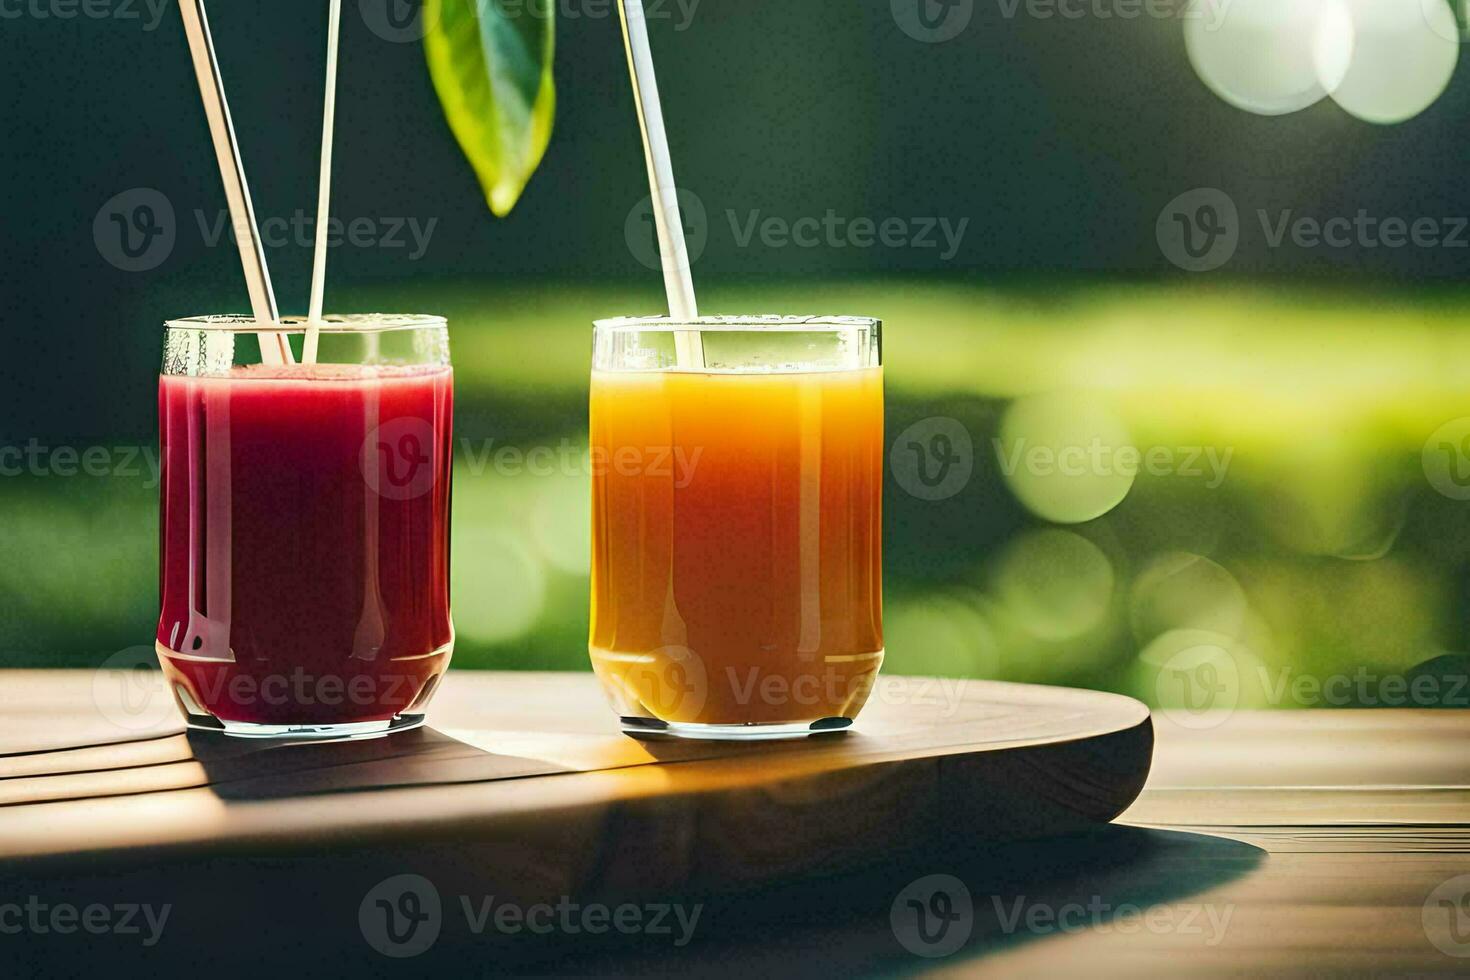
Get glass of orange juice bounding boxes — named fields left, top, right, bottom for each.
left=589, top=315, right=884, bottom=738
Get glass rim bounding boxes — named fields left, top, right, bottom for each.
left=593, top=314, right=880, bottom=333
left=165, top=313, right=446, bottom=334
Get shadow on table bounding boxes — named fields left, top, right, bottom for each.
left=0, top=725, right=569, bottom=809
left=184, top=726, right=567, bottom=800
left=502, top=824, right=1266, bottom=977
left=0, top=821, right=1264, bottom=978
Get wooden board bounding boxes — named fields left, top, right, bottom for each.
left=0, top=670, right=1152, bottom=875
left=0, top=669, right=1151, bottom=974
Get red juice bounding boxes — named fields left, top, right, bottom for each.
left=156, top=363, right=454, bottom=732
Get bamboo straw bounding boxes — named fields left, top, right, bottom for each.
left=178, top=0, right=292, bottom=365
left=304, top=0, right=343, bottom=366
left=617, top=0, right=704, bottom=368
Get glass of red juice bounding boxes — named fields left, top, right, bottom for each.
left=156, top=314, right=454, bottom=738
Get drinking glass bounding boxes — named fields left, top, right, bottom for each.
left=589, top=315, right=884, bottom=738
left=156, top=315, right=454, bottom=738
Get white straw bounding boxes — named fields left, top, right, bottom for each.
left=178, top=0, right=292, bottom=365
left=304, top=0, right=342, bottom=366
left=617, top=0, right=703, bottom=368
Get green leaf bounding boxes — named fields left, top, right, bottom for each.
left=424, top=0, right=555, bottom=217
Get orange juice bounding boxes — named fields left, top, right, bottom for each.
left=589, top=365, right=884, bottom=730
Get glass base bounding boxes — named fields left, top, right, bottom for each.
left=185, top=713, right=426, bottom=741
left=619, top=716, right=853, bottom=741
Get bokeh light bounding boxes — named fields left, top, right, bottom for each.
left=1249, top=445, right=1408, bottom=560
left=530, top=454, right=592, bottom=575
left=884, top=594, right=1002, bottom=679
left=997, top=391, right=1135, bottom=524
left=1185, top=0, right=1459, bottom=122
left=1328, top=0, right=1459, bottom=123
left=1420, top=0, right=1470, bottom=43
left=1130, top=551, right=1247, bottom=641
left=1184, top=0, right=1346, bottom=116
left=453, top=525, right=548, bottom=644
left=993, top=529, right=1115, bottom=642
left=1133, top=628, right=1274, bottom=717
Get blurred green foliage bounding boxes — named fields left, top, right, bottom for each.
left=5, top=279, right=1470, bottom=711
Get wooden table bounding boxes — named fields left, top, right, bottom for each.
left=975, top=709, right=1470, bottom=977
left=1, top=670, right=1465, bottom=977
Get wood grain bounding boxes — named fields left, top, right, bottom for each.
left=0, top=670, right=1153, bottom=878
